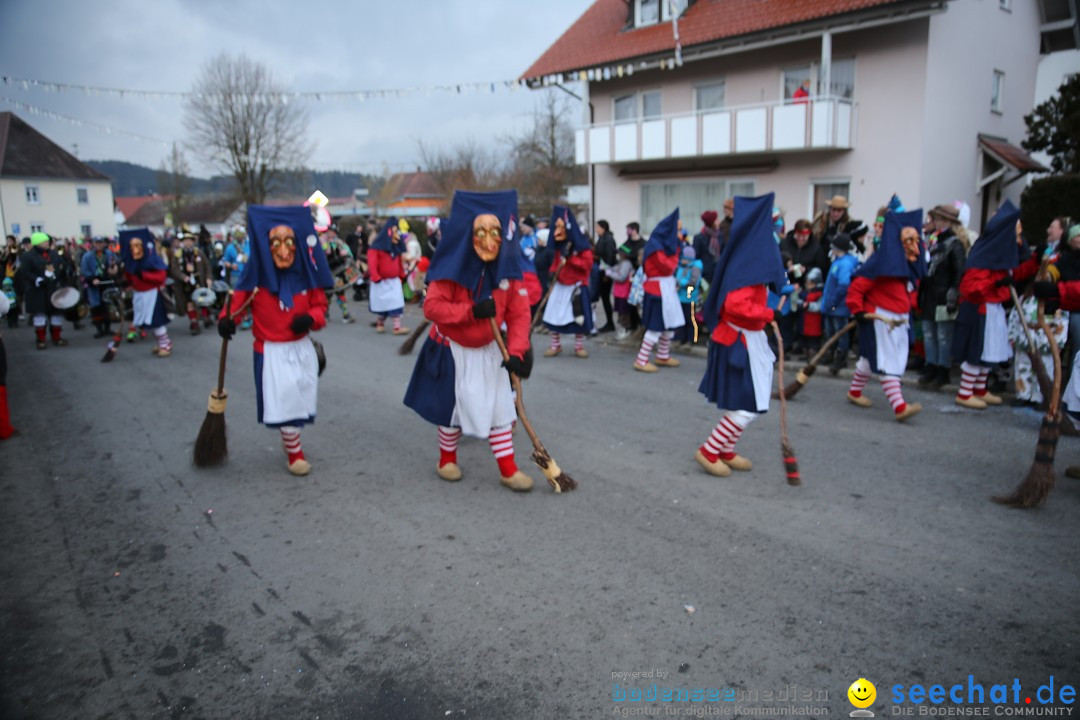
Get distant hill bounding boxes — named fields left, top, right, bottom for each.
left=86, top=160, right=386, bottom=200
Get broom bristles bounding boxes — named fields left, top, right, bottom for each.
left=778, top=366, right=815, bottom=399
left=398, top=320, right=430, bottom=355
left=101, top=346, right=117, bottom=363
left=993, top=417, right=1059, bottom=508
left=193, top=411, right=228, bottom=467
left=531, top=449, right=578, bottom=493
left=782, top=440, right=801, bottom=486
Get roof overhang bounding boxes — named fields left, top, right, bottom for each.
left=977, top=134, right=1049, bottom=193
left=525, top=1, right=947, bottom=87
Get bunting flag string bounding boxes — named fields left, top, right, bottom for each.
left=0, top=96, right=170, bottom=146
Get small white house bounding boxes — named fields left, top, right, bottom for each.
left=0, top=112, right=116, bottom=240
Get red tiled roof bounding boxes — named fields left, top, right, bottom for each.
left=979, top=136, right=1049, bottom=174
left=523, top=0, right=919, bottom=80
left=384, top=171, right=441, bottom=200
left=115, top=195, right=162, bottom=221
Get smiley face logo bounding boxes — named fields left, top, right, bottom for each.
left=848, top=678, right=876, bottom=709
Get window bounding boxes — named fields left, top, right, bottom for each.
left=25, top=184, right=40, bottom=205
left=662, top=0, right=688, bottom=21
left=76, top=186, right=89, bottom=205
left=640, top=179, right=755, bottom=234
left=695, top=81, right=726, bottom=112
left=30, top=223, right=44, bottom=234
left=999, top=0, right=1011, bottom=11
left=614, top=91, right=662, bottom=122
left=80, top=224, right=92, bottom=238
left=784, top=66, right=813, bottom=103
left=826, top=58, right=856, bottom=100
left=635, top=0, right=660, bottom=27
left=812, top=182, right=850, bottom=217
left=992, top=70, right=1005, bottom=113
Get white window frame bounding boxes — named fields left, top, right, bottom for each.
left=634, top=0, right=661, bottom=27
left=693, top=79, right=727, bottom=112
left=80, top=223, right=92, bottom=238
left=661, top=0, right=688, bottom=22
left=991, top=70, right=1005, bottom=114
left=30, top=223, right=44, bottom=234
left=25, top=184, right=40, bottom=205
left=612, top=89, right=663, bottom=123
left=76, top=186, right=89, bottom=205
left=781, top=58, right=857, bottom=102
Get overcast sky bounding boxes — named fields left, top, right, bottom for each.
left=0, top=0, right=589, bottom=177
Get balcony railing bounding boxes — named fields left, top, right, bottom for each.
left=574, top=97, right=856, bottom=165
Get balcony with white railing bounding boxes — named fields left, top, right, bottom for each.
left=574, top=97, right=856, bottom=165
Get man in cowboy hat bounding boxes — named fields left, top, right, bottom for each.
left=811, top=195, right=867, bottom=253
left=916, top=203, right=968, bottom=388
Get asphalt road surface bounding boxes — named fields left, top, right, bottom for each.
left=1, top=306, right=1078, bottom=720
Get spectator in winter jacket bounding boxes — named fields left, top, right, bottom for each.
left=674, top=244, right=703, bottom=346
left=780, top=218, right=829, bottom=289
left=811, top=195, right=868, bottom=253
left=800, top=267, right=824, bottom=358
left=917, top=204, right=969, bottom=388
left=594, top=219, right=617, bottom=332
left=822, top=233, right=859, bottom=373
left=692, top=210, right=721, bottom=282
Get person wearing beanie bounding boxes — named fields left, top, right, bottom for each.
left=695, top=193, right=785, bottom=476
left=519, top=216, right=543, bottom=315
left=367, top=218, right=410, bottom=334
left=821, top=232, right=859, bottom=374
left=404, top=190, right=535, bottom=492
left=81, top=236, right=122, bottom=338
left=692, top=209, right=721, bottom=282
left=634, top=209, right=686, bottom=371
left=217, top=205, right=334, bottom=476
left=844, top=210, right=926, bottom=422
left=541, top=206, right=594, bottom=358
left=951, top=202, right=1040, bottom=409
left=17, top=232, right=69, bottom=349
left=674, top=243, right=704, bottom=346
left=119, top=229, right=174, bottom=357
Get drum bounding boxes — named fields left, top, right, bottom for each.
left=192, top=287, right=217, bottom=307
left=50, top=287, right=80, bottom=309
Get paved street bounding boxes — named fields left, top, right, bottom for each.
left=1, top=305, right=1078, bottom=720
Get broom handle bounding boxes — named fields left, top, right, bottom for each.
left=214, top=292, right=234, bottom=397
left=531, top=261, right=565, bottom=330
left=1037, top=299, right=1062, bottom=420
left=488, top=316, right=546, bottom=452
left=807, top=319, right=857, bottom=367
left=770, top=320, right=789, bottom=440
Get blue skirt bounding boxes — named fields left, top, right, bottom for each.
left=543, top=291, right=595, bottom=334
left=857, top=321, right=880, bottom=374
left=403, top=335, right=456, bottom=427
left=951, top=302, right=985, bottom=366
left=254, top=350, right=315, bottom=428
left=698, top=339, right=759, bottom=413
left=641, top=294, right=670, bottom=332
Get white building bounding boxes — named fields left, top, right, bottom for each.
left=523, top=0, right=1071, bottom=234
left=0, top=112, right=116, bottom=240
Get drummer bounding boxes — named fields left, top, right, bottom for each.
left=81, top=236, right=121, bottom=338
left=17, top=233, right=70, bottom=349
left=169, top=231, right=214, bottom=334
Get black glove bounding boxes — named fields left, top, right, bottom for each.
left=995, top=275, right=1014, bottom=288
left=503, top=355, right=525, bottom=377
left=290, top=313, right=315, bottom=335
left=472, top=298, right=496, bottom=319
left=1033, top=281, right=1060, bottom=300
left=854, top=311, right=868, bottom=322
left=945, top=288, right=959, bottom=314
left=218, top=317, right=236, bottom=340
left=560, top=242, right=573, bottom=259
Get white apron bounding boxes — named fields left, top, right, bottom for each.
left=448, top=339, right=516, bottom=437
left=873, top=308, right=909, bottom=376
left=654, top=275, right=685, bottom=329
left=729, top=323, right=776, bottom=413
left=1064, top=351, right=1080, bottom=418
left=542, top=282, right=580, bottom=326
left=981, top=302, right=1011, bottom=364
left=261, top=338, right=319, bottom=425
left=369, top=277, right=404, bottom=313
left=132, top=289, right=157, bottom=327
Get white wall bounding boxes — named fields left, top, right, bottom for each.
left=0, top=178, right=116, bottom=239
left=921, top=0, right=1042, bottom=227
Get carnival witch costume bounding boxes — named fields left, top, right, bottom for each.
left=844, top=209, right=926, bottom=421
left=634, top=208, right=685, bottom=372
left=695, top=193, right=787, bottom=477
left=403, top=189, right=536, bottom=492
left=951, top=200, right=1038, bottom=409
left=541, top=205, right=594, bottom=358
left=120, top=228, right=173, bottom=358
left=368, top=218, right=409, bottom=334
left=217, top=205, right=335, bottom=476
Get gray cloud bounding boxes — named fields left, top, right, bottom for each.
left=0, top=0, right=588, bottom=176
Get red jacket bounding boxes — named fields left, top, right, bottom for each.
left=224, top=288, right=328, bottom=353
left=126, top=269, right=167, bottom=292
left=802, top=287, right=823, bottom=338
left=424, top=278, right=531, bottom=360
left=958, top=256, right=1039, bottom=313
left=369, top=248, right=406, bottom=283
left=643, top=251, right=678, bottom=296
left=846, top=276, right=911, bottom=316
left=711, top=285, right=774, bottom=345
left=549, top=248, right=594, bottom=285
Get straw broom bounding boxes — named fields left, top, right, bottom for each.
left=100, top=289, right=130, bottom=363
left=993, top=298, right=1061, bottom=508
left=531, top=261, right=565, bottom=330
left=769, top=321, right=800, bottom=486
left=488, top=316, right=577, bottom=492
left=398, top=285, right=429, bottom=355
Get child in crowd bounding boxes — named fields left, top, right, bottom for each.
left=675, top=245, right=703, bottom=346
left=800, top=267, right=824, bottom=359
left=605, top=243, right=635, bottom=340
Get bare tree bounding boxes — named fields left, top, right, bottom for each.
left=184, top=53, right=311, bottom=205
left=504, top=90, right=583, bottom=215
left=418, top=139, right=505, bottom=212
left=157, top=142, right=192, bottom=226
